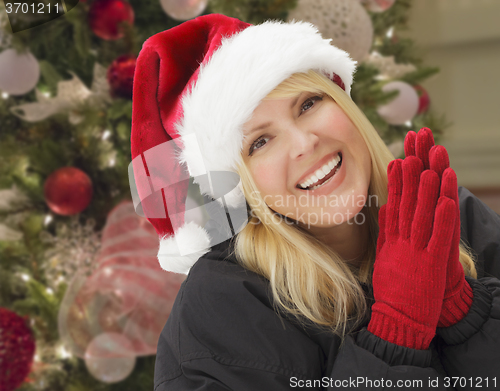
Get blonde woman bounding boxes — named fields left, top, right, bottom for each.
left=130, top=14, right=500, bottom=390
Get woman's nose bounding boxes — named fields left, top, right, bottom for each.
left=288, top=126, right=319, bottom=159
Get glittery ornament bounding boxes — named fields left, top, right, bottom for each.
left=0, top=49, right=40, bottom=95
left=288, top=0, right=373, bottom=62
left=0, top=308, right=36, bottom=391
left=364, top=53, right=417, bottom=79
left=39, top=217, right=101, bottom=289
left=159, top=0, right=208, bottom=21
left=360, top=0, right=395, bottom=13
left=107, top=54, right=136, bottom=99
left=43, top=167, right=93, bottom=216
left=88, top=0, right=135, bottom=40
left=377, top=81, right=419, bottom=125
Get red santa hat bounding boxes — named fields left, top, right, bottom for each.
left=130, top=13, right=357, bottom=274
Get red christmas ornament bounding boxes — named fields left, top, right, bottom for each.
left=414, top=85, right=430, bottom=115
left=0, top=308, right=36, bottom=391
left=88, top=0, right=134, bottom=40
left=44, top=167, right=93, bottom=216
left=107, top=55, right=137, bottom=99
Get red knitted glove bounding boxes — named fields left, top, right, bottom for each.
left=368, top=157, right=457, bottom=350
left=404, top=128, right=473, bottom=327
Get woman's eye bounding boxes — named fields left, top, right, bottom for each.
left=300, top=95, right=323, bottom=113
left=248, top=135, right=270, bottom=156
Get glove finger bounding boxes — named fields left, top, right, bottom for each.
left=429, top=145, right=450, bottom=180
left=440, top=167, right=458, bottom=205
left=441, top=168, right=462, bottom=282
left=412, top=170, right=440, bottom=249
left=376, top=204, right=387, bottom=259
left=386, top=159, right=403, bottom=239
left=415, top=127, right=435, bottom=170
left=400, top=156, right=423, bottom=240
left=404, top=131, right=417, bottom=157
left=427, top=196, right=457, bottom=261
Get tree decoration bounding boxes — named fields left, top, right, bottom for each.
left=364, top=52, right=417, bottom=79
left=39, top=217, right=102, bottom=290
left=287, top=0, right=373, bottom=62
left=88, top=0, right=135, bottom=40
left=376, top=81, right=419, bottom=125
left=0, top=48, right=40, bottom=95
left=360, top=0, right=396, bottom=13
left=107, top=54, right=137, bottom=99
left=159, top=0, right=208, bottom=21
left=414, top=84, right=430, bottom=115
left=0, top=185, right=28, bottom=241
left=43, top=167, right=93, bottom=216
left=0, top=308, right=36, bottom=391
left=10, top=62, right=112, bottom=123
left=57, top=201, right=185, bottom=363
left=84, top=332, right=136, bottom=383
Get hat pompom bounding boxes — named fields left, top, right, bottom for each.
left=158, top=221, right=211, bottom=274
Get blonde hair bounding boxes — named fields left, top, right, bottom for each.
left=232, top=70, right=477, bottom=337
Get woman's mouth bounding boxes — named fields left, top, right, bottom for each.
left=296, top=152, right=343, bottom=191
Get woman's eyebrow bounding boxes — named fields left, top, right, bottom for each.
left=245, top=122, right=272, bottom=137
left=244, top=94, right=303, bottom=136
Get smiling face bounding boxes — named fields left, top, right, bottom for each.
left=241, top=91, right=372, bottom=229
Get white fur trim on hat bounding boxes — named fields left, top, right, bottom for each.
left=158, top=221, right=211, bottom=274
left=176, top=20, right=357, bottom=209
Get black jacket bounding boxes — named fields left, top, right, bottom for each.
left=154, top=187, right=500, bottom=390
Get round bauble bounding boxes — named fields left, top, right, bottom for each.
left=84, top=332, right=136, bottom=383
left=0, top=49, right=40, bottom=95
left=288, top=0, right=373, bottom=62
left=377, top=81, right=419, bottom=125
left=107, top=54, right=136, bottom=99
left=159, top=0, right=208, bottom=21
left=0, top=308, right=36, bottom=391
left=88, top=0, right=134, bottom=40
left=44, top=167, right=93, bottom=216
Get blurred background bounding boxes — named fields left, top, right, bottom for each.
left=0, top=1, right=499, bottom=390
left=402, top=0, right=500, bottom=213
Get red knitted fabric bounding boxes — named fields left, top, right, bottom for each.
left=405, top=129, right=474, bottom=327
left=368, top=158, right=457, bottom=350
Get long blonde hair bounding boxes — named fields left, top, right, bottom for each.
left=232, top=70, right=477, bottom=337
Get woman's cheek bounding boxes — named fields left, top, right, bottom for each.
left=254, top=161, right=278, bottom=186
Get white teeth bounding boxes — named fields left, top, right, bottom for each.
left=299, top=153, right=341, bottom=189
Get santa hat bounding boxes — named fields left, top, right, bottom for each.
left=129, top=13, right=357, bottom=274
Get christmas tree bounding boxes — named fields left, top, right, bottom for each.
left=0, top=0, right=447, bottom=389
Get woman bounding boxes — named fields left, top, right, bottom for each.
left=130, top=14, right=500, bottom=390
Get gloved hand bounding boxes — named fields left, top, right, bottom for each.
left=404, top=128, right=473, bottom=328
left=368, top=157, right=457, bottom=350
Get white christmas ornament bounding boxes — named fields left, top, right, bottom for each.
left=287, top=0, right=373, bottom=62
left=84, top=332, right=136, bottom=383
left=0, top=49, right=40, bottom=95
left=365, top=52, right=416, bottom=79
left=377, top=81, right=419, bottom=125
left=159, top=0, right=207, bottom=21
left=10, top=63, right=111, bottom=123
